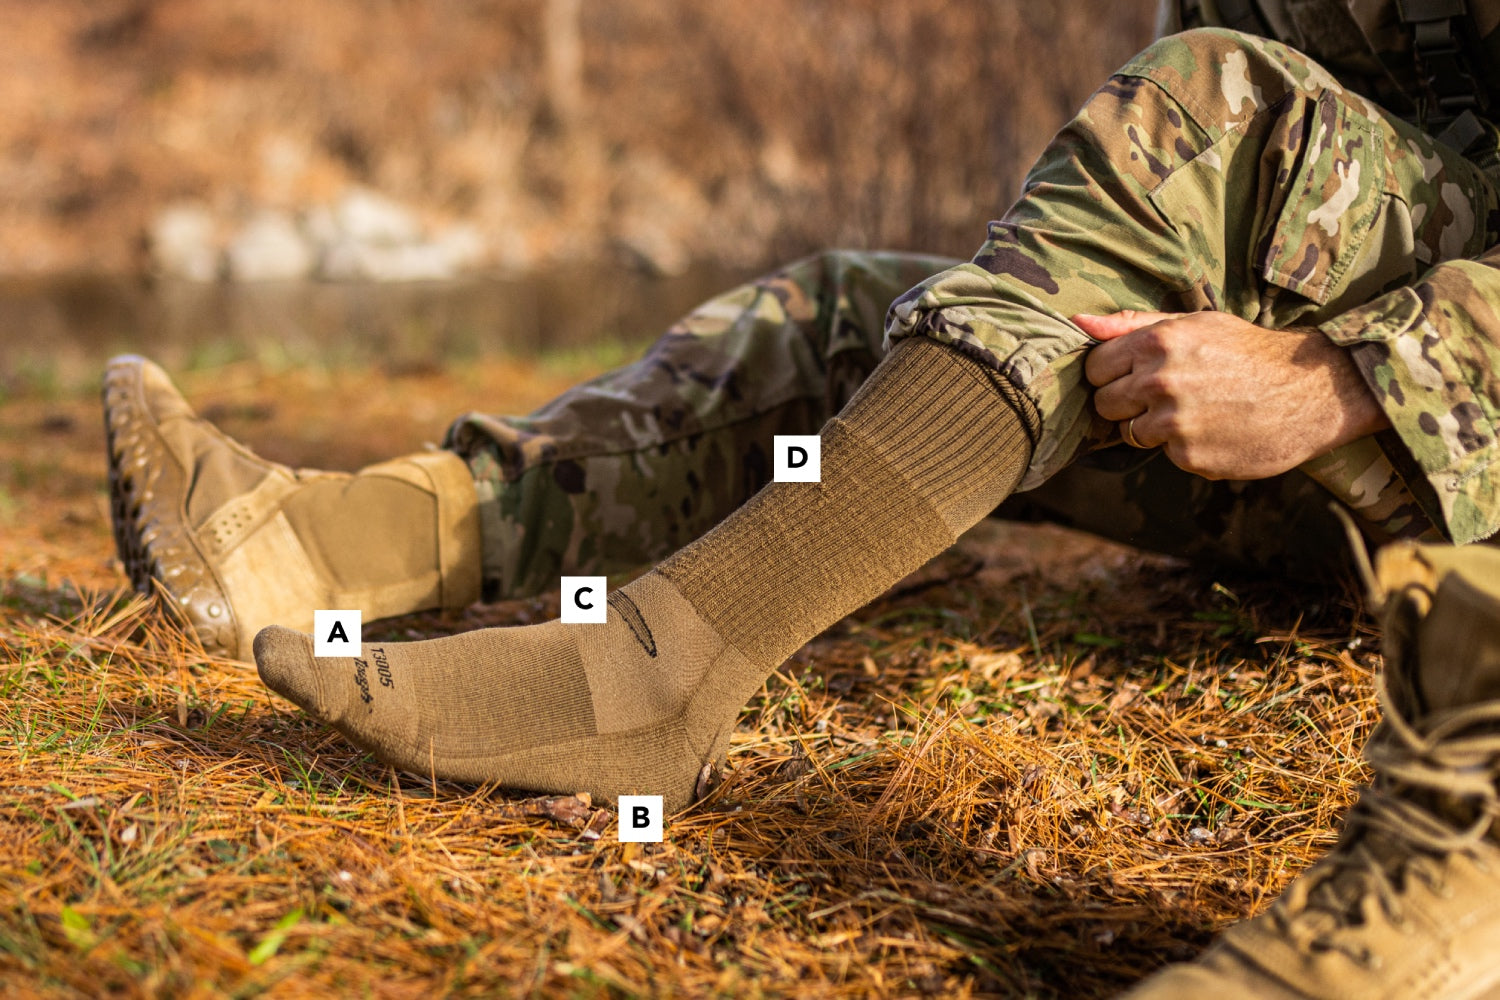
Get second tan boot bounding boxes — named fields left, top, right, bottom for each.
left=103, top=355, right=481, bottom=659
left=1121, top=541, right=1500, bottom=999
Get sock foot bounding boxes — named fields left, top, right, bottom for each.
left=254, top=338, right=1037, bottom=811
left=254, top=572, right=747, bottom=810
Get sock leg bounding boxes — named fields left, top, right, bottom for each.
left=256, top=338, right=1036, bottom=808
left=446, top=250, right=959, bottom=598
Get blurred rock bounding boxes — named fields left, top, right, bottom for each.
left=227, top=212, right=316, bottom=281
left=322, top=235, right=480, bottom=281
left=614, top=224, right=689, bottom=277
left=150, top=203, right=220, bottom=281
left=300, top=205, right=342, bottom=252
left=313, top=192, right=487, bottom=280
left=153, top=188, right=489, bottom=283
left=335, top=188, right=421, bottom=246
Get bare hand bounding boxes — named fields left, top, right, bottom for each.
left=1077, top=310, right=1389, bottom=480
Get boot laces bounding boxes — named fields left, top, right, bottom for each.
left=1273, top=681, right=1500, bottom=965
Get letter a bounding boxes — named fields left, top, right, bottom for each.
left=327, top=620, right=349, bottom=644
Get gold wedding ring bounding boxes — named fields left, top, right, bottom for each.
left=1123, top=417, right=1142, bottom=449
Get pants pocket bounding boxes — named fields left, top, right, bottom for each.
left=1256, top=89, right=1382, bottom=305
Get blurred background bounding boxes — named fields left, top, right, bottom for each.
left=0, top=0, right=1157, bottom=389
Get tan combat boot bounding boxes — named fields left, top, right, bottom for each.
left=1122, top=541, right=1500, bottom=999
left=103, top=355, right=481, bottom=659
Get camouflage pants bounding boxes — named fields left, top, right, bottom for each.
left=446, top=29, right=1498, bottom=599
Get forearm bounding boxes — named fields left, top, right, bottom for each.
left=1299, top=325, right=1391, bottom=451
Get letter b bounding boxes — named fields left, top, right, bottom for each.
left=617, top=795, right=663, bottom=842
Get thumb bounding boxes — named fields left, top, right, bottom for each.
left=1073, top=310, right=1175, bottom=341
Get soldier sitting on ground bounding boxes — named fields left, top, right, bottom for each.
left=103, top=0, right=1500, bottom=995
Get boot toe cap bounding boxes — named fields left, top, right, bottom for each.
left=103, top=355, right=241, bottom=657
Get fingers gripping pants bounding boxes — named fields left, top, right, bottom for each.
left=448, top=29, right=1498, bottom=596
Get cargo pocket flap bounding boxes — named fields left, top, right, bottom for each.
left=1259, top=90, right=1381, bottom=304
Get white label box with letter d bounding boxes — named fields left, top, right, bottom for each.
left=773, top=434, right=821, bottom=483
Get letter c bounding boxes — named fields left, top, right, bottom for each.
left=574, top=586, right=594, bottom=610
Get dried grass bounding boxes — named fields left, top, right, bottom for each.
left=0, top=358, right=1383, bottom=998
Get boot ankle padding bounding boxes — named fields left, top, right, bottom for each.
left=1376, top=541, right=1500, bottom=717
left=279, top=451, right=481, bottom=613
left=660, top=337, right=1034, bottom=668
left=421, top=449, right=484, bottom=609
left=1419, top=569, right=1500, bottom=714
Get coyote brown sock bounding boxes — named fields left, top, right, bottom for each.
left=255, top=338, right=1038, bottom=809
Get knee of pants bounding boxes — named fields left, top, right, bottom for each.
left=885, top=26, right=1343, bottom=368
left=884, top=26, right=1394, bottom=488
left=1125, top=27, right=1331, bottom=125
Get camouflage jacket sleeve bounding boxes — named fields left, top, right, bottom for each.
left=1319, top=242, right=1500, bottom=544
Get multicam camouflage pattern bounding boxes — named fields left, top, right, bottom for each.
left=1321, top=246, right=1500, bottom=543
left=1161, top=0, right=1500, bottom=132
left=1004, top=449, right=1358, bottom=576
left=445, top=252, right=953, bottom=597
left=451, top=261, right=1382, bottom=597
left=450, top=27, right=1500, bottom=596
left=888, top=28, right=1500, bottom=543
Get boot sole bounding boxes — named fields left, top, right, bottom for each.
left=102, top=356, right=241, bottom=658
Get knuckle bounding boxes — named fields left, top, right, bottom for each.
left=1096, top=400, right=1126, bottom=421
left=1139, top=370, right=1173, bottom=398
left=1168, top=433, right=1225, bottom=480
left=1138, top=327, right=1170, bottom=353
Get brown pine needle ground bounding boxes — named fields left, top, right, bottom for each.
left=1, top=355, right=1381, bottom=998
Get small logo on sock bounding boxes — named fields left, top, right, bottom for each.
left=608, top=591, right=657, bottom=657
left=353, top=658, right=373, bottom=705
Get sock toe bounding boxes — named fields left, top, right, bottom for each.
left=254, top=625, right=324, bottom=714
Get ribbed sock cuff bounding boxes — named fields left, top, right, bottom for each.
left=661, top=336, right=1036, bottom=666
left=839, top=337, right=1037, bottom=535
